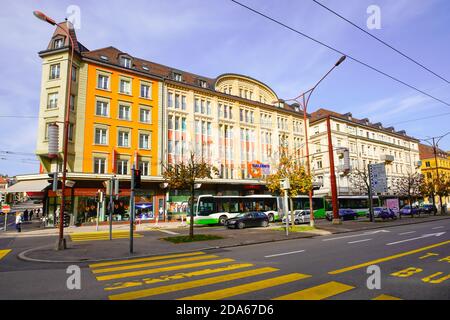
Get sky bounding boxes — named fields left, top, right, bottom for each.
left=0, top=0, right=449, bottom=176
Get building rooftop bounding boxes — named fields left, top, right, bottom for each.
left=419, top=143, right=448, bottom=160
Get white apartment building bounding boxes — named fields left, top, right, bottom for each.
left=309, top=109, right=421, bottom=196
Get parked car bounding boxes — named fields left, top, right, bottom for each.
left=420, top=204, right=437, bottom=215
left=325, top=208, right=357, bottom=221
left=282, top=210, right=311, bottom=225
left=399, top=205, right=421, bottom=216
left=226, top=211, right=269, bottom=229
left=367, top=207, right=397, bottom=220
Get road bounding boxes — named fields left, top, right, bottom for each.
left=0, top=218, right=448, bottom=300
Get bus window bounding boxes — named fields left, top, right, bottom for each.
left=264, top=198, right=276, bottom=211
left=198, top=197, right=215, bottom=216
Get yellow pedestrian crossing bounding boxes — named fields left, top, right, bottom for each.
left=272, top=281, right=354, bottom=300
left=179, top=273, right=311, bottom=300
left=108, top=267, right=278, bottom=300
left=70, top=230, right=143, bottom=242
left=89, top=251, right=360, bottom=300
left=0, top=249, right=11, bottom=261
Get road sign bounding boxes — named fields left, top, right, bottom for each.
left=1, top=205, right=10, bottom=213
left=369, top=163, right=388, bottom=193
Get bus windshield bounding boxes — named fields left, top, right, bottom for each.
left=197, top=197, right=216, bottom=216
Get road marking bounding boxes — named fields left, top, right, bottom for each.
left=432, top=226, right=444, bottom=230
left=92, top=254, right=220, bottom=274
left=70, top=230, right=143, bottom=242
left=419, top=252, right=439, bottom=259
left=399, top=231, right=416, bottom=235
left=104, top=263, right=254, bottom=291
left=328, top=239, right=450, bottom=275
left=391, top=267, right=423, bottom=278
left=156, top=229, right=180, bottom=235
left=421, top=272, right=450, bottom=284
left=179, top=273, right=311, bottom=300
left=89, top=251, right=205, bottom=268
left=322, top=230, right=389, bottom=242
left=348, top=239, right=372, bottom=244
left=272, top=281, right=354, bottom=300
left=96, top=258, right=235, bottom=281
left=386, top=232, right=446, bottom=246
left=264, top=250, right=305, bottom=258
left=0, top=249, right=11, bottom=260
left=372, top=294, right=402, bottom=300
left=108, top=267, right=278, bottom=300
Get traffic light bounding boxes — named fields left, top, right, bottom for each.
left=47, top=172, right=58, bottom=192
left=95, top=189, right=104, bottom=203
left=0, top=193, right=5, bottom=204
left=133, top=169, right=141, bottom=189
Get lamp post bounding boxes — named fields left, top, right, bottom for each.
left=277, top=56, right=346, bottom=226
left=34, top=10, right=74, bottom=250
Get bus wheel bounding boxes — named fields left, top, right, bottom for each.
left=219, top=215, right=227, bottom=226
left=268, top=214, right=274, bottom=222
left=238, top=222, right=245, bottom=229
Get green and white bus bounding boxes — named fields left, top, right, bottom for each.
left=194, top=195, right=282, bottom=225
left=337, top=196, right=381, bottom=217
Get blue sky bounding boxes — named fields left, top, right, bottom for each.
left=0, top=0, right=449, bottom=176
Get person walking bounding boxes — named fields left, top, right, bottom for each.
left=15, top=212, right=23, bottom=232
left=30, top=209, right=34, bottom=221
left=23, top=209, right=28, bottom=222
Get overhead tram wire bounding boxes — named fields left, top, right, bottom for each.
left=312, top=0, right=450, bottom=84
left=229, top=0, right=450, bottom=108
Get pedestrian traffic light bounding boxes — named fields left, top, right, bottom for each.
left=47, top=172, right=58, bottom=192
left=133, top=169, right=141, bottom=189
left=0, top=193, right=5, bottom=204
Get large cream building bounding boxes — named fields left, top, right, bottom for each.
left=309, top=109, right=421, bottom=196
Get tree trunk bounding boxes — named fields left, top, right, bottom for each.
left=189, top=185, right=194, bottom=239
left=431, top=192, right=436, bottom=216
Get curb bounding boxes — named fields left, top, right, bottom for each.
left=17, top=215, right=449, bottom=264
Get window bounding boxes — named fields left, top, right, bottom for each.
left=116, top=160, right=128, bottom=175
left=53, top=38, right=63, bottom=49
left=68, top=123, right=74, bottom=141
left=175, top=94, right=180, bottom=109
left=181, top=95, right=186, bottom=110
left=69, top=94, right=75, bottom=111
left=47, top=92, right=58, bottom=109
left=139, top=133, right=150, bottom=149
left=118, top=130, right=130, bottom=147
left=119, top=79, right=131, bottom=94
left=139, top=108, right=151, bottom=123
left=93, top=158, right=106, bottom=174
left=199, top=79, right=207, bottom=88
left=336, top=123, right=340, bottom=131
left=71, top=66, right=77, bottom=82
left=140, top=83, right=151, bottom=99
left=139, top=161, right=150, bottom=176
left=94, top=128, right=107, bottom=145
left=317, top=160, right=323, bottom=169
left=49, top=64, right=60, bottom=80
left=120, top=57, right=132, bottom=68
left=97, top=74, right=109, bottom=90
left=314, top=126, right=319, bottom=135
left=173, top=73, right=182, bottom=81
left=118, top=104, right=131, bottom=120
left=95, top=101, right=108, bottom=116
left=425, top=161, right=430, bottom=167
left=168, top=92, right=173, bottom=108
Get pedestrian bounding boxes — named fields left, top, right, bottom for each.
left=15, top=212, right=23, bottom=232
left=24, top=209, right=28, bottom=222
left=30, top=209, right=34, bottom=221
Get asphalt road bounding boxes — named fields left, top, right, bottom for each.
left=0, top=219, right=448, bottom=300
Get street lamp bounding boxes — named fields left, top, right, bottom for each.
left=34, top=10, right=75, bottom=250
left=276, top=55, right=346, bottom=226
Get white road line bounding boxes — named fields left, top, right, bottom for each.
left=432, top=226, right=444, bottom=230
left=322, top=230, right=389, bottom=241
left=399, top=231, right=416, bottom=235
left=386, top=232, right=446, bottom=246
left=157, top=229, right=180, bottom=235
left=348, top=238, right=372, bottom=244
left=264, top=250, right=305, bottom=258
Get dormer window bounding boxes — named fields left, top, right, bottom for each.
left=173, top=72, right=182, bottom=82
left=53, top=38, right=63, bottom=49
left=100, top=55, right=109, bottom=61
left=198, top=79, right=207, bottom=88
left=142, top=65, right=150, bottom=71
left=120, top=56, right=132, bottom=68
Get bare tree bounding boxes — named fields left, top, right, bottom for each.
left=391, top=171, right=423, bottom=216
left=162, top=152, right=218, bottom=238
left=348, top=167, right=370, bottom=195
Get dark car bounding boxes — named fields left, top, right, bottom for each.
left=399, top=205, right=421, bottom=216
left=420, top=204, right=437, bottom=215
left=226, top=211, right=269, bottom=229
left=325, top=208, right=357, bottom=221
left=367, top=207, right=397, bottom=220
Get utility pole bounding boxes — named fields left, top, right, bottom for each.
left=432, top=137, right=444, bottom=214
left=327, top=116, right=340, bottom=224
left=367, top=164, right=374, bottom=222
left=281, top=178, right=290, bottom=236
left=130, top=165, right=136, bottom=253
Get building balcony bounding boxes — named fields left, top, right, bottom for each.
left=380, top=154, right=394, bottom=163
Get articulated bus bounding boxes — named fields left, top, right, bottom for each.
left=194, top=194, right=383, bottom=225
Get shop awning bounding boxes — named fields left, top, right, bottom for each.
left=7, top=180, right=50, bottom=193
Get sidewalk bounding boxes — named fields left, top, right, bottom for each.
left=16, top=213, right=450, bottom=263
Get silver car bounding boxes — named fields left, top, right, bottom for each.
left=282, top=210, right=311, bottom=224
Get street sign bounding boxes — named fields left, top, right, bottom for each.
left=369, top=163, right=388, bottom=193
left=1, top=205, right=11, bottom=213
